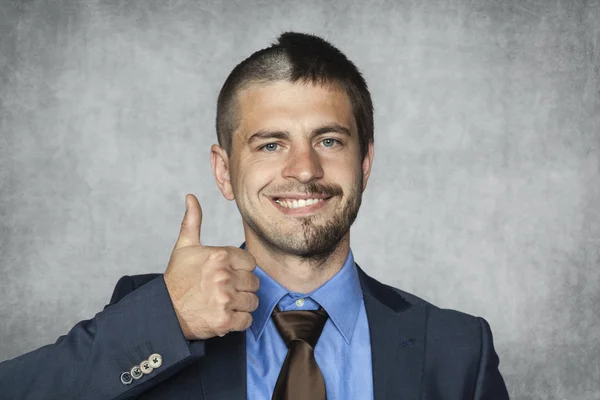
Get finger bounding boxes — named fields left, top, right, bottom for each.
left=227, top=247, right=257, bottom=272
left=230, top=311, right=253, bottom=332
left=230, top=291, right=259, bottom=313
left=233, top=270, right=260, bottom=292
left=174, top=194, right=203, bottom=250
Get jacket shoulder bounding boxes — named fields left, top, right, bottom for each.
left=387, top=283, right=483, bottom=337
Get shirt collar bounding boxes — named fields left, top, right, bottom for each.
left=240, top=242, right=363, bottom=344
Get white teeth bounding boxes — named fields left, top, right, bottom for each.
left=275, top=198, right=323, bottom=209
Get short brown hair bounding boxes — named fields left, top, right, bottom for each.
left=216, top=32, right=374, bottom=160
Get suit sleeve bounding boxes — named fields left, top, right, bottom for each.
left=0, top=275, right=205, bottom=400
left=473, top=317, right=510, bottom=399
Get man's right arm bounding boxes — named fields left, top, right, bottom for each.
left=0, top=274, right=202, bottom=400
left=0, top=194, right=259, bottom=400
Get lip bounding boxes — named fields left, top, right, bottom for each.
left=269, top=196, right=332, bottom=215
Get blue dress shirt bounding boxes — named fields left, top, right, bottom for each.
left=245, top=246, right=374, bottom=400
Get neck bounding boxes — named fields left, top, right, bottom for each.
left=244, top=233, right=351, bottom=294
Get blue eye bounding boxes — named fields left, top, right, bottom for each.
left=322, top=138, right=340, bottom=147
left=261, top=143, right=279, bottom=152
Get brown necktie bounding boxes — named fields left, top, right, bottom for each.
left=271, top=305, right=329, bottom=400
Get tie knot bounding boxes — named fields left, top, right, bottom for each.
left=271, top=306, right=328, bottom=348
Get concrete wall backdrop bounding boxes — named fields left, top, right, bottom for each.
left=1, top=0, right=598, bottom=398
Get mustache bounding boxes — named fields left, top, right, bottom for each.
left=270, top=182, right=343, bottom=197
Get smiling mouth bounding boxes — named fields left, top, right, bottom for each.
left=272, top=197, right=333, bottom=211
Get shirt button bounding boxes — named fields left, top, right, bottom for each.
left=295, top=298, right=305, bottom=307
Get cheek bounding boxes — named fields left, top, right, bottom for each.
left=238, top=162, right=278, bottom=196
left=325, top=158, right=362, bottom=182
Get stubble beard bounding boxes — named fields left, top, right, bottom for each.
left=241, top=175, right=364, bottom=266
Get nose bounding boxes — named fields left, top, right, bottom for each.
left=281, top=144, right=324, bottom=183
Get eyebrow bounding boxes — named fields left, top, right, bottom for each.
left=247, top=123, right=352, bottom=144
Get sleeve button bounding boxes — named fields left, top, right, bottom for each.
left=140, top=360, right=153, bottom=375
left=120, top=371, right=133, bottom=385
left=148, top=353, right=163, bottom=368
left=131, top=365, right=143, bottom=380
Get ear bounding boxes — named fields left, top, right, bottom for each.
left=361, top=141, right=375, bottom=192
left=211, top=144, right=235, bottom=201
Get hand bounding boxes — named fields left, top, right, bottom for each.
left=163, top=194, right=259, bottom=341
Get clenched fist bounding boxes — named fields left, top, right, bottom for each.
left=163, top=194, right=260, bottom=341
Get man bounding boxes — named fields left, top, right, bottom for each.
left=0, top=32, right=509, bottom=399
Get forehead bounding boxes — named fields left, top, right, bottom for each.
left=234, top=80, right=356, bottom=138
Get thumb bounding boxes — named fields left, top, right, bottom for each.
left=174, top=194, right=203, bottom=250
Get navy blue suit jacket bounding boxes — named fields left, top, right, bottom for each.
left=0, top=264, right=509, bottom=399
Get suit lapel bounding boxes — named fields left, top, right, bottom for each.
left=197, top=330, right=247, bottom=400
left=193, top=263, right=426, bottom=400
left=357, top=265, right=427, bottom=400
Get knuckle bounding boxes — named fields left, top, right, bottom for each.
left=208, top=248, right=229, bottom=262
left=212, top=326, right=227, bottom=337
left=215, top=291, right=233, bottom=306
left=212, top=269, right=232, bottom=284
left=214, top=313, right=233, bottom=330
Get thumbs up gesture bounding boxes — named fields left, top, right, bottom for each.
left=163, top=194, right=260, bottom=340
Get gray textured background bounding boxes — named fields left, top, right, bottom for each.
left=1, top=0, right=599, bottom=398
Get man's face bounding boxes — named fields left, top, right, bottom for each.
left=212, top=80, right=374, bottom=259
